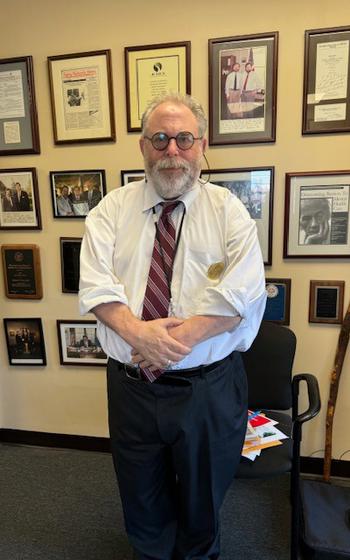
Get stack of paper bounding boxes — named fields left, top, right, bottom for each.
left=242, top=410, right=288, bottom=461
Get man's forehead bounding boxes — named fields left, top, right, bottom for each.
left=147, top=102, right=197, bottom=128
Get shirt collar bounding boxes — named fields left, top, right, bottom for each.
left=142, top=178, right=201, bottom=213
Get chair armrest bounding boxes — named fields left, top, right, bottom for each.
left=292, top=373, right=321, bottom=425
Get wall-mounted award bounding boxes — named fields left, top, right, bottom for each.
left=1, top=244, right=43, bottom=299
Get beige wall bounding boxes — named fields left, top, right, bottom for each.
left=1, top=0, right=350, bottom=460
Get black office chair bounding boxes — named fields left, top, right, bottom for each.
left=236, top=321, right=321, bottom=560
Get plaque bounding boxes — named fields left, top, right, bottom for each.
left=1, top=244, right=42, bottom=299
left=309, top=280, right=345, bottom=324
left=60, top=237, right=82, bottom=293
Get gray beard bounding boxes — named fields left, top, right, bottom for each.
left=145, top=157, right=200, bottom=199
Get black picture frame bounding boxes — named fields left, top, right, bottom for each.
left=50, top=169, right=106, bottom=218
left=120, top=169, right=145, bottom=186
left=60, top=237, right=82, bottom=293
left=263, top=278, right=291, bottom=325
left=208, top=32, right=278, bottom=145
left=0, top=167, right=42, bottom=230
left=57, top=320, right=107, bottom=366
left=3, top=317, right=46, bottom=366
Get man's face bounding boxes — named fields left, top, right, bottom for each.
left=233, top=63, right=240, bottom=72
left=140, top=102, right=207, bottom=199
left=300, top=199, right=330, bottom=243
left=15, top=183, right=21, bottom=193
left=62, top=186, right=69, bottom=197
left=245, top=63, right=252, bottom=72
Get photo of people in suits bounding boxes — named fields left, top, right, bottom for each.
left=51, top=170, right=106, bottom=218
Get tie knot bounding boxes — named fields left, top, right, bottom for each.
left=160, top=201, right=181, bottom=218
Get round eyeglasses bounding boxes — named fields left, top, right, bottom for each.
left=144, top=131, right=203, bottom=151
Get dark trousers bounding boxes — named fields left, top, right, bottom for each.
left=107, top=352, right=247, bottom=560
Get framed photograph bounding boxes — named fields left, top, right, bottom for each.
left=309, top=280, right=345, bottom=324
left=263, top=278, right=291, bottom=325
left=0, top=168, right=41, bottom=230
left=48, top=50, right=115, bottom=144
left=208, top=32, right=278, bottom=145
left=50, top=169, right=106, bottom=218
left=0, top=56, right=40, bottom=156
left=303, top=26, right=350, bottom=135
left=125, top=41, right=191, bottom=132
left=57, top=320, right=107, bottom=366
left=60, top=237, right=82, bottom=293
left=3, top=318, right=46, bottom=366
left=120, top=169, right=145, bottom=186
left=284, top=171, right=350, bottom=258
left=2, top=244, right=43, bottom=299
left=201, top=167, right=274, bottom=265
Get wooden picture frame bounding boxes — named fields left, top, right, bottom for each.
left=208, top=32, right=278, bottom=145
left=48, top=50, right=115, bottom=144
left=50, top=169, right=106, bottom=218
left=57, top=320, right=107, bottom=366
left=125, top=41, right=191, bottom=132
left=263, top=278, right=291, bottom=325
left=120, top=169, right=145, bottom=186
left=201, top=167, right=274, bottom=265
left=3, top=317, right=46, bottom=366
left=284, top=170, right=350, bottom=258
left=60, top=237, right=82, bottom=293
left=309, top=280, right=345, bottom=324
left=302, top=26, right=350, bottom=135
left=1, top=244, right=42, bottom=299
left=0, top=167, right=41, bottom=230
left=0, top=55, right=40, bottom=155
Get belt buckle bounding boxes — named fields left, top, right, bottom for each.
left=124, top=365, right=142, bottom=380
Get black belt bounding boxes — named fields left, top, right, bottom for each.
left=113, top=353, right=232, bottom=382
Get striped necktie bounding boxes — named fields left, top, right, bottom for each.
left=141, top=201, right=181, bottom=382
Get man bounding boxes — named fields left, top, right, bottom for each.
left=57, top=185, right=74, bottom=216
left=2, top=188, right=14, bottom=212
left=299, top=197, right=331, bottom=245
left=70, top=186, right=89, bottom=216
left=241, top=62, right=263, bottom=102
left=82, top=183, right=102, bottom=210
left=225, top=61, right=242, bottom=103
left=79, top=93, right=266, bottom=560
left=13, top=182, right=30, bottom=211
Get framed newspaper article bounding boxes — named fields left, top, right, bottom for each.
left=0, top=56, right=40, bottom=155
left=201, top=167, right=274, bottom=265
left=208, top=32, right=278, bottom=145
left=48, top=50, right=116, bottom=144
left=302, top=26, right=350, bottom=135
left=0, top=167, right=42, bottom=230
left=284, top=171, right=350, bottom=258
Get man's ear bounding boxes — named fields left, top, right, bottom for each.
left=201, top=138, right=207, bottom=153
left=139, top=137, right=145, bottom=155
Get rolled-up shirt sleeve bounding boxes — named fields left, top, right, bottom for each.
left=79, top=198, right=128, bottom=315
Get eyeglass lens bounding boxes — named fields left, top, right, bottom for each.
left=151, top=131, right=195, bottom=150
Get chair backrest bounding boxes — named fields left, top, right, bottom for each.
left=241, top=321, right=297, bottom=410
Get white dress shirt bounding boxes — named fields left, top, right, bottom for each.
left=79, top=179, right=267, bottom=369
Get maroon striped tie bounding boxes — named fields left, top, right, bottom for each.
left=141, top=201, right=180, bottom=382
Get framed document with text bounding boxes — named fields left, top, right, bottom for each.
left=48, top=50, right=115, bottom=144
left=125, top=41, right=191, bottom=132
left=309, top=280, right=344, bottom=324
left=209, top=32, right=278, bottom=145
left=303, top=26, right=350, bottom=135
left=0, top=56, right=40, bottom=155
left=2, top=244, right=42, bottom=299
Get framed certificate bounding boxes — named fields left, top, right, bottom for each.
left=208, top=32, right=278, bottom=145
left=0, top=56, right=40, bottom=156
left=309, top=280, right=345, bottom=324
left=0, top=167, right=42, bottom=230
left=4, top=317, right=46, bottom=366
left=2, top=244, right=42, bottom=299
left=48, top=50, right=116, bottom=144
left=263, top=278, right=291, bottom=325
left=125, top=41, right=191, bottom=131
left=303, top=26, right=350, bottom=135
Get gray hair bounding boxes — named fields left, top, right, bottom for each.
left=141, top=92, right=207, bottom=137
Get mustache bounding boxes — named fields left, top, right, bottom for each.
left=155, top=158, right=190, bottom=171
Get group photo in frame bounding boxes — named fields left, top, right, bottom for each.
left=309, top=280, right=345, bottom=324
left=48, top=49, right=115, bottom=144
left=303, top=25, right=350, bottom=135
left=208, top=32, right=278, bottom=145
left=50, top=169, right=106, bottom=218
left=0, top=55, right=40, bottom=156
left=263, top=278, right=291, bottom=325
left=284, top=170, right=350, bottom=258
left=57, top=320, right=107, bottom=366
left=0, top=167, right=41, bottom=229
left=125, top=41, right=191, bottom=132
left=60, top=237, right=82, bottom=293
left=1, top=244, right=43, bottom=299
left=3, top=317, right=46, bottom=366
left=201, top=167, right=274, bottom=265
left=120, top=169, right=145, bottom=186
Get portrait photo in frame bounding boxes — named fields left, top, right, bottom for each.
left=48, top=50, right=115, bottom=144
left=0, top=167, right=41, bottom=230
left=284, top=171, right=350, bottom=258
left=57, top=320, right=107, bottom=366
left=50, top=169, right=106, bottom=218
left=303, top=26, right=350, bottom=135
left=3, top=317, right=46, bottom=366
left=208, top=32, right=278, bottom=145
left=60, top=237, right=82, bottom=293
left=125, top=41, right=191, bottom=132
left=309, top=280, right=345, bottom=324
left=263, top=278, right=291, bottom=325
left=0, top=56, right=40, bottom=155
left=2, top=244, right=43, bottom=299
left=120, top=169, right=145, bottom=186
left=201, top=167, right=274, bottom=265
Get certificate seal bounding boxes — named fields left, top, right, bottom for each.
left=266, top=283, right=279, bottom=298
left=207, top=262, right=225, bottom=280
